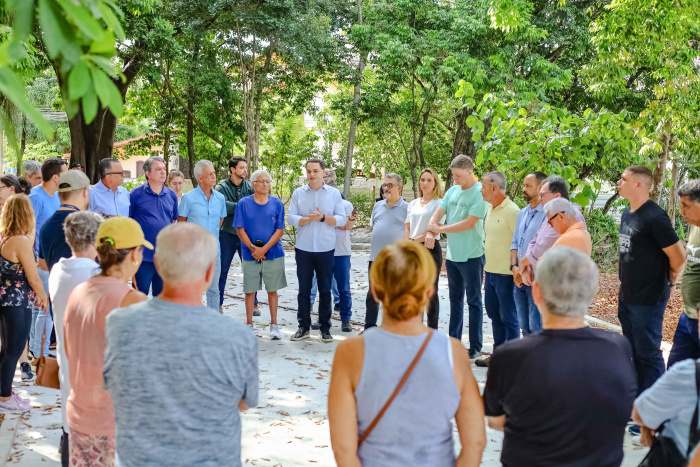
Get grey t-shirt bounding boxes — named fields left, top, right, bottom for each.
left=104, top=298, right=258, bottom=467
left=369, top=198, right=409, bottom=261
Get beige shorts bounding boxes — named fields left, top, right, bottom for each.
left=242, top=257, right=287, bottom=293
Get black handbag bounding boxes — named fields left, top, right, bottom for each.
left=639, top=359, right=700, bottom=467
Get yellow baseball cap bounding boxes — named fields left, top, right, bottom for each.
left=96, top=216, right=154, bottom=250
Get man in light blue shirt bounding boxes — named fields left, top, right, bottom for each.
left=89, top=158, right=130, bottom=217
left=29, top=157, right=67, bottom=359
left=509, top=171, right=547, bottom=336
left=287, top=158, right=346, bottom=342
left=179, top=160, right=227, bottom=311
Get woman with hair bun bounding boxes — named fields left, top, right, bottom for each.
left=328, top=241, right=486, bottom=467
left=0, top=174, right=31, bottom=213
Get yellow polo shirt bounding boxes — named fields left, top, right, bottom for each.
left=553, top=222, right=592, bottom=256
left=484, top=197, right=520, bottom=274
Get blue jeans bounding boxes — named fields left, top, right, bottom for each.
left=618, top=290, right=670, bottom=395
left=310, top=256, right=351, bottom=321
left=668, top=312, right=700, bottom=369
left=133, top=261, right=163, bottom=297
left=445, top=256, right=484, bottom=351
left=484, top=272, right=520, bottom=348
left=205, top=259, right=222, bottom=311
left=30, top=269, right=52, bottom=357
left=219, top=231, right=257, bottom=307
left=295, top=249, right=335, bottom=331
left=513, top=283, right=541, bottom=335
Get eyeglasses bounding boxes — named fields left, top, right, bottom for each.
left=108, top=171, right=124, bottom=176
left=547, top=212, right=564, bottom=225
left=383, top=183, right=395, bottom=190
left=539, top=191, right=553, bottom=197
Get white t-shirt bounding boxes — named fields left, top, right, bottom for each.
left=406, top=198, right=443, bottom=239
left=335, top=200, right=354, bottom=256
left=48, top=256, right=99, bottom=432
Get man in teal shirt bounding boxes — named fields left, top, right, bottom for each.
left=427, top=155, right=488, bottom=360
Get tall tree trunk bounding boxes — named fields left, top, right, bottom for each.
left=162, top=127, right=171, bottom=172
left=68, top=107, right=119, bottom=183
left=650, top=126, right=671, bottom=203
left=16, top=113, right=26, bottom=174
left=186, top=94, right=196, bottom=188
left=446, top=107, right=474, bottom=189
left=602, top=192, right=620, bottom=216
left=667, top=157, right=681, bottom=227
left=343, top=45, right=368, bottom=199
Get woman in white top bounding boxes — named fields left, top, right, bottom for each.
left=404, top=167, right=443, bottom=329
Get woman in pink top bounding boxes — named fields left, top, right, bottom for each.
left=64, top=217, right=151, bottom=466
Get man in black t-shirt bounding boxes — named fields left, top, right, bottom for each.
left=483, top=247, right=636, bottom=467
left=617, top=165, right=685, bottom=396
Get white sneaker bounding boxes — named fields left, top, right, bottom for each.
left=253, top=306, right=261, bottom=317
left=270, top=324, right=281, bottom=340
left=0, top=395, right=29, bottom=412
left=246, top=323, right=254, bottom=332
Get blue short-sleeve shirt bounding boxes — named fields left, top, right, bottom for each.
left=89, top=181, right=130, bottom=217
left=129, top=183, right=179, bottom=263
left=29, top=185, right=60, bottom=254
left=179, top=186, right=227, bottom=258
left=232, top=195, right=285, bottom=262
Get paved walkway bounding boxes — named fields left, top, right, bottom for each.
left=2, top=251, right=648, bottom=466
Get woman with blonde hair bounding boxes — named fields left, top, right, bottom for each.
left=166, top=169, right=185, bottom=203
left=0, top=194, right=48, bottom=411
left=64, top=217, right=150, bottom=465
left=328, top=241, right=486, bottom=466
left=404, top=167, right=444, bottom=329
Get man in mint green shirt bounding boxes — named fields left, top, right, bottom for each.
left=427, top=155, right=488, bottom=359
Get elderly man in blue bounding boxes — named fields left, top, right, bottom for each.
left=89, top=158, right=130, bottom=217
left=129, top=156, right=179, bottom=297
left=287, top=158, right=346, bottom=343
left=179, top=160, right=227, bottom=311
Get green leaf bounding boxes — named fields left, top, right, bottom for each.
left=91, top=68, right=122, bottom=118
left=82, top=88, right=98, bottom=123
left=0, top=68, right=54, bottom=138
left=85, top=55, right=119, bottom=78
left=89, top=30, right=116, bottom=54
left=56, top=0, right=104, bottom=40
left=472, top=132, right=481, bottom=142
left=463, top=98, right=476, bottom=109
left=68, top=61, right=90, bottom=99
left=38, top=0, right=67, bottom=59
left=572, top=192, right=590, bottom=207
left=518, top=108, right=527, bottom=118
left=466, top=115, right=479, bottom=127
left=97, top=2, right=125, bottom=40
left=7, top=0, right=34, bottom=41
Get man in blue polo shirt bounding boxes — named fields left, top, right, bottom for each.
left=89, top=158, right=130, bottom=217
left=129, top=156, right=179, bottom=296
left=179, top=160, right=227, bottom=311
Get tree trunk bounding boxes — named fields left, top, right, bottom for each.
left=343, top=48, right=368, bottom=199
left=602, top=192, right=620, bottom=216
left=186, top=92, right=196, bottom=188
left=162, top=127, right=171, bottom=172
left=667, top=157, right=681, bottom=227
left=68, top=107, right=119, bottom=183
left=650, top=127, right=671, bottom=203
left=446, top=107, right=474, bottom=189
left=16, top=113, right=26, bottom=174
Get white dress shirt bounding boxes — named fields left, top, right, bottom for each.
left=288, top=184, right=347, bottom=253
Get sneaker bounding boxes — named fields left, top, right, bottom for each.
left=468, top=350, right=482, bottom=361
left=20, top=363, right=34, bottom=381
left=320, top=330, right=334, bottom=343
left=628, top=424, right=640, bottom=436
left=219, top=306, right=224, bottom=314
left=341, top=320, right=352, bottom=332
left=334, top=303, right=340, bottom=312
left=246, top=323, right=254, bottom=332
left=310, top=322, right=321, bottom=330
left=253, top=306, right=261, bottom=317
left=0, top=395, right=29, bottom=412
left=12, top=392, right=30, bottom=411
left=290, top=327, right=310, bottom=341
left=474, top=356, right=490, bottom=367
left=270, top=324, right=281, bottom=340
left=49, top=342, right=56, bottom=351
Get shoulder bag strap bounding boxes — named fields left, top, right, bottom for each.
left=686, top=359, right=700, bottom=457
left=358, top=328, right=434, bottom=448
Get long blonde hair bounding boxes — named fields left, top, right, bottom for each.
left=418, top=168, right=443, bottom=199
left=0, top=194, right=35, bottom=238
left=369, top=241, right=436, bottom=321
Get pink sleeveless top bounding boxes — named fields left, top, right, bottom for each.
left=64, top=276, right=132, bottom=436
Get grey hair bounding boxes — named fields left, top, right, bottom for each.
left=63, top=211, right=103, bottom=253
left=679, top=179, right=700, bottom=204
left=535, top=246, right=599, bottom=318
left=193, top=160, right=213, bottom=179
left=449, top=154, right=474, bottom=171
left=143, top=156, right=165, bottom=175
left=22, top=160, right=41, bottom=176
left=385, top=173, right=403, bottom=186
left=250, top=169, right=270, bottom=183
left=484, top=171, right=507, bottom=191
left=155, top=223, right=218, bottom=283
left=543, top=197, right=577, bottom=218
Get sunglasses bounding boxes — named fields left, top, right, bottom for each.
left=547, top=211, right=564, bottom=225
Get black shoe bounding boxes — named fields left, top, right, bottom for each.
left=290, top=327, right=310, bottom=341
left=310, top=322, right=320, bottom=330
left=320, top=330, right=334, bottom=343
left=334, top=303, right=340, bottom=312
left=474, top=356, right=490, bottom=367
left=468, top=350, right=482, bottom=361
left=341, top=320, right=352, bottom=332
left=20, top=362, right=34, bottom=381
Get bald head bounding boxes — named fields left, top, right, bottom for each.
left=155, top=223, right=218, bottom=284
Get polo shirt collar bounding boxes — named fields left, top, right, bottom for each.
left=492, top=196, right=512, bottom=211
left=302, top=183, right=328, bottom=192
left=144, top=182, right=166, bottom=196
left=385, top=197, right=405, bottom=208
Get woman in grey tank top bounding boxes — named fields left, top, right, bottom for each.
left=329, top=241, right=486, bottom=466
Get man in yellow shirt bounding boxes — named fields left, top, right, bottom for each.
left=478, top=171, right=520, bottom=367
left=545, top=198, right=592, bottom=255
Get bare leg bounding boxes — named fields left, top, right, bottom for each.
left=244, top=293, right=256, bottom=324
left=268, top=291, right=278, bottom=325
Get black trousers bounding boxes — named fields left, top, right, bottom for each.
left=365, top=261, right=379, bottom=329
left=0, top=305, right=32, bottom=397
left=424, top=241, right=442, bottom=329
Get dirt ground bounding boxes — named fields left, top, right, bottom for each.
left=589, top=273, right=684, bottom=343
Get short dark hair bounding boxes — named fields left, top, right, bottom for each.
left=543, top=175, right=569, bottom=199
left=678, top=179, right=700, bottom=204
left=305, top=158, right=326, bottom=170
left=625, top=165, right=653, bottom=187
left=0, top=174, right=31, bottom=195
left=41, top=158, right=67, bottom=182
left=229, top=157, right=247, bottom=171
left=69, top=162, right=82, bottom=170
left=99, top=158, right=119, bottom=180
left=529, top=171, right=547, bottom=184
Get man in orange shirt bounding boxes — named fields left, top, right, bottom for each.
left=544, top=198, right=592, bottom=255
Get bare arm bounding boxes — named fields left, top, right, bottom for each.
left=238, top=400, right=249, bottom=411
left=453, top=338, right=486, bottom=466
left=177, top=216, right=187, bottom=223
left=263, top=229, right=285, bottom=254
left=329, top=339, right=364, bottom=467
left=440, top=215, right=479, bottom=234
left=38, top=257, right=48, bottom=272
left=487, top=415, right=506, bottom=431
left=15, top=237, right=47, bottom=309
left=403, top=223, right=411, bottom=241
left=429, top=206, right=446, bottom=225
left=664, top=241, right=686, bottom=285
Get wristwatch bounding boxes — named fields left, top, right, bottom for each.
left=320, top=214, right=326, bottom=223
left=510, top=264, right=518, bottom=271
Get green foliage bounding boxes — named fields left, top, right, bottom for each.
left=347, top=191, right=374, bottom=227
left=584, top=210, right=619, bottom=273
left=122, top=175, right=145, bottom=191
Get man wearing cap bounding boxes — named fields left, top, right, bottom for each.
left=89, top=158, right=130, bottom=217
